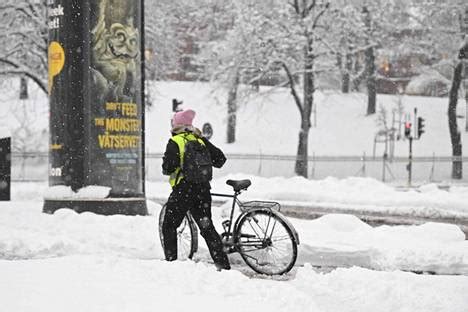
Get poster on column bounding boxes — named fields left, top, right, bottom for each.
left=87, top=0, right=143, bottom=196
left=48, top=0, right=85, bottom=189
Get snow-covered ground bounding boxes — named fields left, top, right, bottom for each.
left=3, top=256, right=468, bottom=312
left=2, top=81, right=468, bottom=311
left=2, top=180, right=468, bottom=312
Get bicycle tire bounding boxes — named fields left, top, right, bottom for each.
left=158, top=204, right=198, bottom=260
left=234, top=209, right=298, bottom=275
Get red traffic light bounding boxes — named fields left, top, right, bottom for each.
left=404, top=122, right=412, bottom=138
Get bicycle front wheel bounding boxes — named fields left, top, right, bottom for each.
left=234, top=209, right=297, bottom=275
left=159, top=204, right=198, bottom=260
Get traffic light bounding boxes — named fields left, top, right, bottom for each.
left=404, top=122, right=412, bottom=138
left=417, top=117, right=425, bottom=138
left=172, top=98, right=182, bottom=112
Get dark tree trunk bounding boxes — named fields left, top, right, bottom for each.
left=337, top=52, right=351, bottom=93
left=363, top=6, right=376, bottom=115
left=337, top=52, right=343, bottom=89
left=448, top=62, right=463, bottom=179
left=366, top=47, right=376, bottom=115
left=295, top=118, right=311, bottom=178
left=295, top=125, right=309, bottom=178
left=226, top=72, right=239, bottom=144
left=19, top=77, right=28, bottom=99
left=288, top=0, right=329, bottom=178
left=295, top=45, right=314, bottom=178
left=342, top=53, right=352, bottom=93
left=352, top=56, right=365, bottom=91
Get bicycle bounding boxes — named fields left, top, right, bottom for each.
left=159, top=179, right=300, bottom=275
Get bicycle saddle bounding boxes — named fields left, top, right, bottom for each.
left=226, top=179, right=251, bottom=192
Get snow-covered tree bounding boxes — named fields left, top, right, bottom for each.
left=201, top=0, right=334, bottom=176
left=0, top=0, right=47, bottom=94
left=145, top=0, right=201, bottom=81
left=240, top=0, right=332, bottom=178
left=328, top=1, right=425, bottom=114
left=329, top=5, right=365, bottom=93
left=197, top=1, right=270, bottom=143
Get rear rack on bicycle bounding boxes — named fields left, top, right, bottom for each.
left=240, top=200, right=281, bottom=212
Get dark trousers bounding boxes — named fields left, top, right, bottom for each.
left=162, top=180, right=230, bottom=268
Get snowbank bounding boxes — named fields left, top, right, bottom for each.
left=148, top=175, right=468, bottom=219
left=44, top=185, right=112, bottom=199
left=2, top=256, right=467, bottom=312
left=1, top=191, right=468, bottom=274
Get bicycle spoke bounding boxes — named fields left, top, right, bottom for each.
left=270, top=235, right=291, bottom=242
left=238, top=241, right=264, bottom=246
left=263, top=213, right=272, bottom=241
left=268, top=218, right=278, bottom=240
left=176, top=217, right=194, bottom=259
left=272, top=246, right=289, bottom=256
left=241, top=248, right=264, bottom=254
left=247, top=217, right=264, bottom=239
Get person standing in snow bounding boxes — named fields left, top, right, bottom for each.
left=161, top=108, right=230, bottom=270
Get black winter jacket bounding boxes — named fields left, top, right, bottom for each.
left=162, top=133, right=226, bottom=179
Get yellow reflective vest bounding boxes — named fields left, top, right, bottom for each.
left=169, top=133, right=206, bottom=188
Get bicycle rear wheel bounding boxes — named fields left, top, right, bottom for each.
left=234, top=210, right=297, bottom=275
left=159, top=204, right=198, bottom=260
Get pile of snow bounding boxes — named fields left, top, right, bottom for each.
left=2, top=255, right=468, bottom=312
left=44, top=185, right=112, bottom=199
left=0, top=201, right=162, bottom=260
left=2, top=180, right=468, bottom=274
left=146, top=175, right=468, bottom=219
left=294, top=214, right=468, bottom=274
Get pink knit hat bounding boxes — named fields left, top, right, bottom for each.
left=172, top=109, right=196, bottom=127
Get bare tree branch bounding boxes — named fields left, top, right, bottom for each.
left=278, top=61, right=303, bottom=116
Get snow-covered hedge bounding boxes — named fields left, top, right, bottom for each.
left=406, top=70, right=450, bottom=97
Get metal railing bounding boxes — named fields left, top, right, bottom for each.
left=9, top=152, right=468, bottom=184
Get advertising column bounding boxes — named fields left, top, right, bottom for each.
left=44, top=0, right=147, bottom=215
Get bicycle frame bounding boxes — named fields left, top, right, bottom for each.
left=211, top=191, right=300, bottom=246
left=211, top=191, right=242, bottom=241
